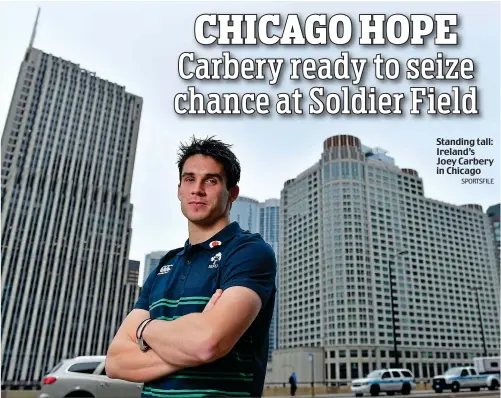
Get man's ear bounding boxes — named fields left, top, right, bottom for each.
left=177, top=183, right=181, bottom=201
left=229, top=185, right=239, bottom=203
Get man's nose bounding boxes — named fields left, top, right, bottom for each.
left=191, top=180, right=205, bottom=195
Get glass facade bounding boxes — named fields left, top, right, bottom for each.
left=230, top=196, right=259, bottom=233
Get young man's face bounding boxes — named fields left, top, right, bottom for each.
left=178, top=154, right=238, bottom=225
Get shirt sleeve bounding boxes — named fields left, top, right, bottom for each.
left=220, top=237, right=277, bottom=308
left=133, top=265, right=156, bottom=311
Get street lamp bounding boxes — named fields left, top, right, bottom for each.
left=470, top=287, right=488, bottom=357
left=388, top=250, right=408, bottom=368
left=308, top=353, right=315, bottom=397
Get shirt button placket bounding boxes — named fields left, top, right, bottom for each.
left=181, top=259, right=191, bottom=281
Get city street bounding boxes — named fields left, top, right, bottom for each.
left=1, top=387, right=499, bottom=398
left=270, top=391, right=499, bottom=398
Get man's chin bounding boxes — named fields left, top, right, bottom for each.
left=186, top=213, right=213, bottom=225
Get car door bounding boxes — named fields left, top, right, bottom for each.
left=94, top=361, right=143, bottom=398
left=401, top=370, right=415, bottom=388
left=381, top=371, right=393, bottom=391
left=468, top=368, right=482, bottom=387
left=391, top=370, right=403, bottom=391
left=63, top=360, right=103, bottom=397
left=460, top=368, right=470, bottom=388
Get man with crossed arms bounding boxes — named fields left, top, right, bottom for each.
left=106, top=136, right=277, bottom=398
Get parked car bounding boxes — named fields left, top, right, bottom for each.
left=39, top=355, right=143, bottom=398
left=432, top=357, right=500, bottom=393
left=351, top=368, right=416, bottom=396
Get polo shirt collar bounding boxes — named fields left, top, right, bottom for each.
left=179, top=222, right=243, bottom=255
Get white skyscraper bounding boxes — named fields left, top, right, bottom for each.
left=279, top=134, right=500, bottom=382
left=230, top=196, right=259, bottom=232
left=1, top=13, right=142, bottom=388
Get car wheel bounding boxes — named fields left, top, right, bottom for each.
left=370, top=384, right=380, bottom=397
left=488, top=380, right=499, bottom=390
left=401, top=383, right=411, bottom=395
left=451, top=382, right=460, bottom=393
left=64, top=391, right=95, bottom=398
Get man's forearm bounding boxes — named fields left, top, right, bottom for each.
left=142, top=312, right=219, bottom=368
left=106, top=337, right=182, bottom=382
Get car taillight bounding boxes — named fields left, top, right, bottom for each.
left=43, top=376, right=57, bottom=385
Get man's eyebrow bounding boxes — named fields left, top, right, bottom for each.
left=181, top=172, right=223, bottom=180
left=205, top=173, right=223, bottom=180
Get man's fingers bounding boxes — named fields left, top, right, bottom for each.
left=203, top=289, right=223, bottom=312
left=210, top=289, right=223, bottom=305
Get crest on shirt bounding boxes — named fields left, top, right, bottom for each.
left=209, top=240, right=222, bottom=248
left=209, top=252, right=222, bottom=269
left=158, top=264, right=173, bottom=275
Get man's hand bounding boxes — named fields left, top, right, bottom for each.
left=105, top=309, right=179, bottom=382
left=105, top=289, right=223, bottom=382
left=141, top=286, right=262, bottom=367
left=203, top=289, right=223, bottom=312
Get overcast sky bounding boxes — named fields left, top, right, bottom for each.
left=1, top=1, right=499, bottom=280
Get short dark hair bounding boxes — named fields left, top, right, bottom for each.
left=177, top=136, right=241, bottom=189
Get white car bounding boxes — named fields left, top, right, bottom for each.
left=351, top=368, right=416, bottom=396
left=432, top=365, right=500, bottom=393
left=39, top=355, right=143, bottom=398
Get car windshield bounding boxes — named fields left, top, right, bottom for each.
left=444, top=368, right=462, bottom=376
left=366, top=371, right=382, bottom=379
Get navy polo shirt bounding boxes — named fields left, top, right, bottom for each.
left=134, top=222, right=277, bottom=398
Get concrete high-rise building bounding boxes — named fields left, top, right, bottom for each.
left=1, top=12, right=142, bottom=388
left=127, top=260, right=140, bottom=285
left=259, top=199, right=280, bottom=254
left=125, top=260, right=141, bottom=315
left=486, top=204, right=500, bottom=278
left=231, top=196, right=280, bottom=360
left=143, top=251, right=169, bottom=285
left=486, top=204, right=500, bottom=250
left=279, top=135, right=500, bottom=383
left=258, top=199, right=280, bottom=359
left=230, top=196, right=259, bottom=232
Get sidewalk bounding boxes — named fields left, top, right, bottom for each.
left=268, top=392, right=437, bottom=398
left=264, top=389, right=437, bottom=398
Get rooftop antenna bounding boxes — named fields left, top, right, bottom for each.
left=28, top=7, right=41, bottom=50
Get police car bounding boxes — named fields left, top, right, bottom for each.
left=432, top=357, right=500, bottom=393
left=351, top=368, right=416, bottom=396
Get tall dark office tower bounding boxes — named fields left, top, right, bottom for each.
left=1, top=10, right=142, bottom=388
